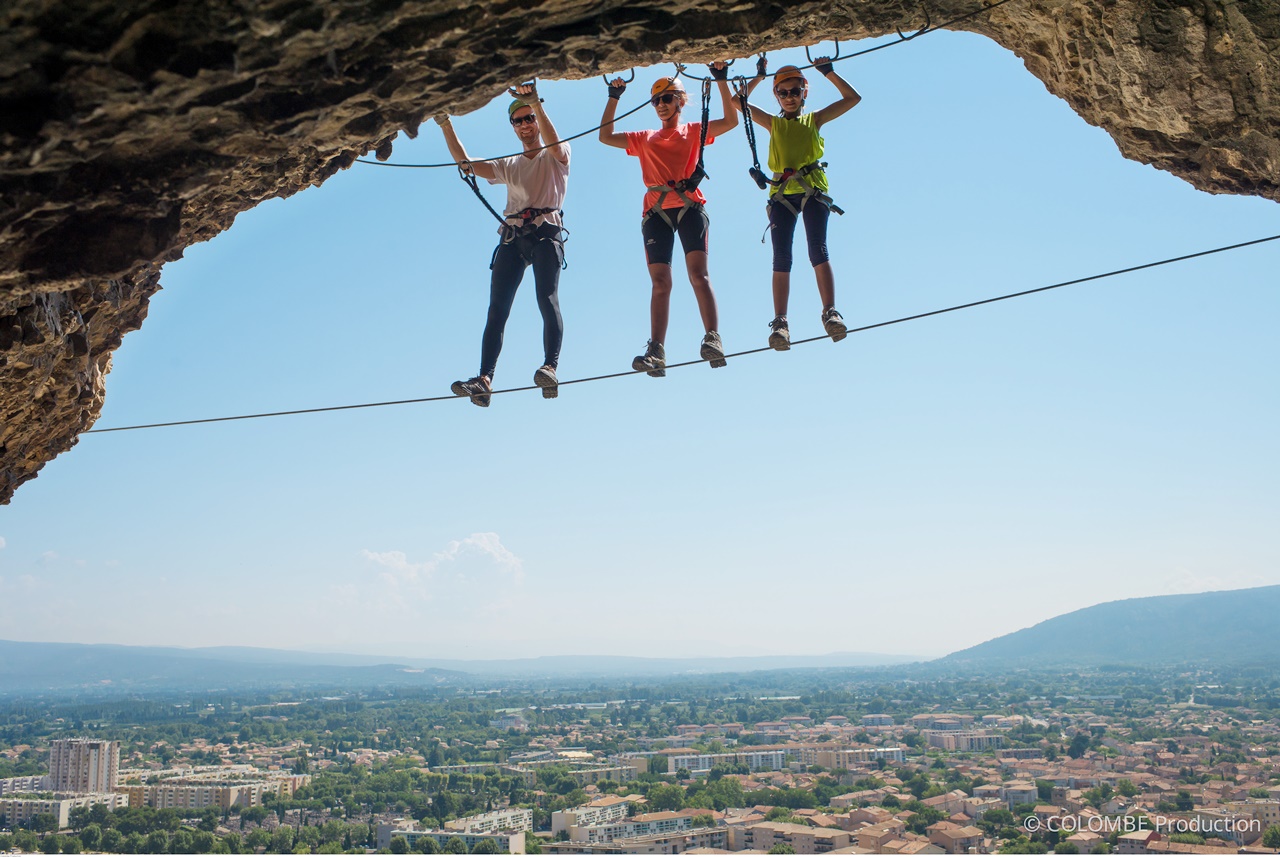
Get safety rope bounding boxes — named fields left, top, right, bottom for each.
left=356, top=96, right=654, bottom=170
left=83, top=233, right=1280, bottom=433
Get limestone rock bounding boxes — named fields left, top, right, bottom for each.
left=1, top=0, right=1277, bottom=502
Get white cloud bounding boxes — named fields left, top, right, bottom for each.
left=0, top=536, right=6, bottom=548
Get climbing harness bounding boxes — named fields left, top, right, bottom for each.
left=641, top=75, right=714, bottom=231
left=768, top=162, right=844, bottom=217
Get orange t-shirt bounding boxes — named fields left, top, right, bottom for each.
left=625, top=123, right=715, bottom=213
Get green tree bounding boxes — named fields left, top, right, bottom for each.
left=413, top=836, right=441, bottom=854
left=245, top=830, right=271, bottom=851
left=40, top=836, right=62, bottom=854
left=1262, top=826, right=1280, bottom=849
left=443, top=837, right=467, bottom=854
left=170, top=829, right=196, bottom=853
left=469, top=840, right=500, bottom=854
left=1054, top=844, right=1079, bottom=854
left=691, top=813, right=714, bottom=828
left=145, top=831, right=170, bottom=853
left=1068, top=735, right=1090, bottom=759
left=78, top=824, right=101, bottom=850
left=31, top=813, right=59, bottom=834
left=647, top=784, right=685, bottom=812
left=767, top=846, right=796, bottom=855
left=389, top=835, right=410, bottom=854
left=524, top=836, right=542, bottom=855
left=60, top=838, right=82, bottom=854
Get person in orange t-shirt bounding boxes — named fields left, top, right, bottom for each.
left=599, top=65, right=739, bottom=376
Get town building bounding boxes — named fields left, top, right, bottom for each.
left=48, top=739, right=119, bottom=794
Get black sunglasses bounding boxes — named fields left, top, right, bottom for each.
left=651, top=93, right=679, bottom=106
left=775, top=87, right=805, bottom=98
left=510, top=113, right=537, bottom=125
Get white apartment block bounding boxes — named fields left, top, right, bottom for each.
left=552, top=795, right=638, bottom=835
left=861, top=715, right=895, bottom=727
left=666, top=750, right=787, bottom=776
left=800, top=746, right=906, bottom=767
left=0, top=775, right=48, bottom=795
left=49, top=739, right=119, bottom=793
left=443, top=806, right=533, bottom=834
left=924, top=730, right=1005, bottom=751
left=570, top=811, right=696, bottom=844
left=0, top=793, right=128, bottom=830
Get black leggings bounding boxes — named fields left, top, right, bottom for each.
left=480, top=223, right=564, bottom=379
left=769, top=194, right=830, bottom=273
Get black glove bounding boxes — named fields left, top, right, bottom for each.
left=607, top=81, right=626, bottom=100
left=815, top=60, right=835, bottom=76
left=755, top=55, right=768, bottom=77
left=708, top=64, right=728, bottom=81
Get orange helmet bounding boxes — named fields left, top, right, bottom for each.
left=773, top=65, right=807, bottom=87
left=650, top=77, right=686, bottom=97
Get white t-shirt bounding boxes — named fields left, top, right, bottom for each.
left=487, top=143, right=571, bottom=231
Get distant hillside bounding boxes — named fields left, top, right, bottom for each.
left=0, top=641, right=921, bottom=695
left=0, top=640, right=465, bottom=695
left=943, top=585, right=1280, bottom=668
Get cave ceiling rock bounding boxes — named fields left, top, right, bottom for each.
left=1, top=0, right=1277, bottom=503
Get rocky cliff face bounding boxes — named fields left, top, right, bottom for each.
left=2, top=0, right=1276, bottom=502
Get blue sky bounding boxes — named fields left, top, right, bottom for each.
left=1, top=32, right=1277, bottom=660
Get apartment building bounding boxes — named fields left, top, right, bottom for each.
left=570, top=810, right=699, bottom=844
left=0, top=775, right=47, bottom=795
left=800, top=746, right=906, bottom=768
left=48, top=739, right=119, bottom=794
left=0, top=792, right=128, bottom=829
left=924, top=730, right=1005, bottom=752
left=664, top=749, right=787, bottom=776
left=443, top=806, right=533, bottom=834
left=862, top=714, right=895, bottom=727
left=117, top=772, right=308, bottom=810
left=1002, top=781, right=1040, bottom=809
left=552, top=795, right=639, bottom=835
left=739, top=821, right=852, bottom=853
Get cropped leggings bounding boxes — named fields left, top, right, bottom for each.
left=480, top=222, right=564, bottom=379
left=769, top=194, right=831, bottom=273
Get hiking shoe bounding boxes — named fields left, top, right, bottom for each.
left=701, top=331, right=727, bottom=368
left=768, top=316, right=791, bottom=351
left=450, top=375, right=492, bottom=407
left=823, top=307, right=848, bottom=342
left=533, top=365, right=558, bottom=399
left=632, top=341, right=666, bottom=378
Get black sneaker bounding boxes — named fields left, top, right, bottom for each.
left=533, top=365, right=558, bottom=399
left=450, top=375, right=492, bottom=407
left=822, top=307, right=848, bottom=342
left=768, top=316, right=790, bottom=351
left=632, top=341, right=666, bottom=378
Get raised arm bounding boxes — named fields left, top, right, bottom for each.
left=810, top=58, right=862, bottom=128
left=513, top=83, right=568, bottom=164
left=598, top=78, right=630, bottom=149
left=435, top=116, right=497, bottom=180
left=705, top=61, right=739, bottom=138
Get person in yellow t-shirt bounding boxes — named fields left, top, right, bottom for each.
left=735, top=59, right=861, bottom=351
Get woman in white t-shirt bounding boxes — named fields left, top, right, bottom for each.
left=437, top=84, right=570, bottom=406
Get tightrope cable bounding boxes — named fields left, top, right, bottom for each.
left=84, top=233, right=1280, bottom=435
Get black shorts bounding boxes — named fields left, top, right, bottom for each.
left=642, top=205, right=710, bottom=266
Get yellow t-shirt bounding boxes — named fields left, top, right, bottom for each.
left=766, top=113, right=828, bottom=196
